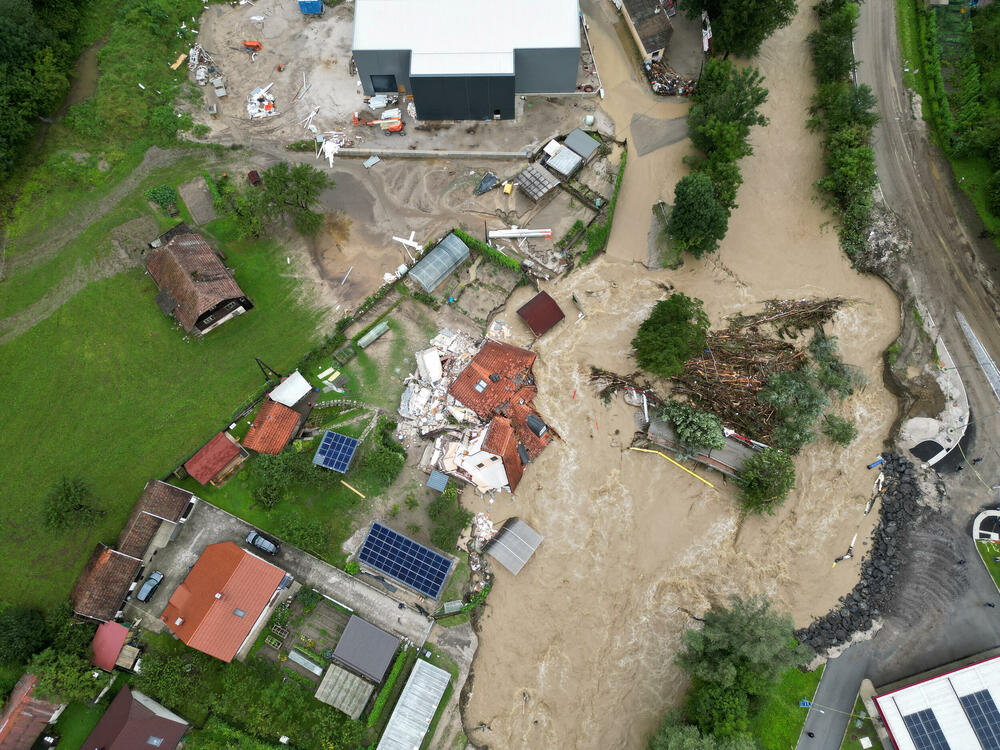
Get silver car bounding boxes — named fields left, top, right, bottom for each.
left=136, top=571, right=164, bottom=602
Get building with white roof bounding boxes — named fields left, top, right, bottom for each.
left=352, top=0, right=581, bottom=120
left=873, top=652, right=1000, bottom=749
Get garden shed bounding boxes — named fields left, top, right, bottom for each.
left=332, top=615, right=400, bottom=683
left=564, top=128, right=601, bottom=162
left=484, top=517, right=543, bottom=575
left=315, top=663, right=375, bottom=720
left=409, top=233, right=470, bottom=292
left=376, top=659, right=451, bottom=750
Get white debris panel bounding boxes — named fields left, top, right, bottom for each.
left=397, top=328, right=480, bottom=436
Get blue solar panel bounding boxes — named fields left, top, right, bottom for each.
left=312, top=430, right=359, bottom=473
left=960, top=690, right=1000, bottom=750
left=358, top=522, right=452, bottom=599
left=902, top=709, right=951, bottom=750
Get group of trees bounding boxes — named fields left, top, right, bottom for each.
left=666, top=60, right=769, bottom=259
left=631, top=293, right=710, bottom=377
left=680, top=0, right=796, bottom=59
left=214, top=162, right=330, bottom=239
left=969, top=4, right=1000, bottom=218
left=807, top=0, right=880, bottom=259
left=648, top=595, right=812, bottom=748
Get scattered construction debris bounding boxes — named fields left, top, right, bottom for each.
left=645, top=61, right=696, bottom=96
left=247, top=82, right=276, bottom=119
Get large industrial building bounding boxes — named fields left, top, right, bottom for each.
left=352, top=0, right=581, bottom=120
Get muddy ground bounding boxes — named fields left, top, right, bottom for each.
left=459, top=1, right=902, bottom=748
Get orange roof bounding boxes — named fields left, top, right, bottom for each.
left=160, top=542, right=286, bottom=662
left=449, top=340, right=537, bottom=417
left=185, top=433, right=242, bottom=484
left=242, top=401, right=302, bottom=454
left=484, top=418, right=523, bottom=491
left=0, top=675, right=59, bottom=749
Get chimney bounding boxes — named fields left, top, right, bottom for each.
left=174, top=617, right=184, bottom=626
left=214, top=592, right=223, bottom=600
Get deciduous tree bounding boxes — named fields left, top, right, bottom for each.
left=662, top=400, right=726, bottom=454
left=0, top=607, right=49, bottom=667
left=632, top=293, right=710, bottom=377
left=736, top=447, right=797, bottom=513
left=666, top=173, right=729, bottom=258
left=682, top=0, right=796, bottom=58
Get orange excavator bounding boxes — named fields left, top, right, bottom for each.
left=352, top=111, right=405, bottom=135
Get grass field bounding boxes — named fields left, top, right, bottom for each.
left=0, top=193, right=324, bottom=610
left=840, top=696, right=884, bottom=750
left=749, top=665, right=824, bottom=750
left=977, top=540, right=1000, bottom=591
left=48, top=697, right=111, bottom=749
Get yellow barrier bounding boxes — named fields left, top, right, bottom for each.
left=629, top=446, right=717, bottom=490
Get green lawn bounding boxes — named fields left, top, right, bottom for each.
left=840, top=697, right=884, bottom=750
left=977, top=540, right=1000, bottom=591
left=49, top=698, right=112, bottom=749
left=749, top=665, right=824, bottom=750
left=0, top=206, right=323, bottom=609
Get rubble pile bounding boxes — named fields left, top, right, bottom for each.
left=644, top=61, right=697, bottom=96
left=795, top=453, right=922, bottom=652
left=247, top=83, right=277, bottom=119
left=397, top=328, right=481, bottom=436
left=856, top=201, right=912, bottom=273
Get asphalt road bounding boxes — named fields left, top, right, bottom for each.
left=794, top=0, right=1000, bottom=747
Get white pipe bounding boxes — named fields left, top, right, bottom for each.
left=488, top=228, right=553, bottom=239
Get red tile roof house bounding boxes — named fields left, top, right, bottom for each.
left=242, top=400, right=305, bottom=454
left=184, top=432, right=247, bottom=485
left=160, top=541, right=289, bottom=662
left=80, top=685, right=188, bottom=750
left=117, top=480, right=198, bottom=560
left=447, top=340, right=552, bottom=491
left=71, top=544, right=143, bottom=622
left=145, top=234, right=253, bottom=335
left=0, top=675, right=60, bottom=750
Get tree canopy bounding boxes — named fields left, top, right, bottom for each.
left=217, top=162, right=330, bottom=239
left=683, top=0, right=797, bottom=58
left=662, top=400, right=726, bottom=454
left=647, top=711, right=758, bottom=750
left=736, top=447, right=797, bottom=514
left=0, top=607, right=49, bottom=667
left=666, top=173, right=729, bottom=258
left=29, top=648, right=98, bottom=704
left=43, top=477, right=104, bottom=530
left=758, top=369, right=829, bottom=453
left=632, top=294, right=710, bottom=378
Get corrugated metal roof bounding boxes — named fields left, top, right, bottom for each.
left=376, top=659, right=451, bottom=750
left=409, top=233, right=470, bottom=292
left=332, top=615, right=400, bottom=683
left=354, top=0, right=580, bottom=55
left=427, top=470, right=449, bottom=492
left=565, top=128, right=601, bottom=159
left=315, top=664, right=375, bottom=720
left=485, top=517, right=543, bottom=575
left=546, top=146, right=583, bottom=177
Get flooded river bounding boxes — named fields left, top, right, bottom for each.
left=462, top=2, right=900, bottom=748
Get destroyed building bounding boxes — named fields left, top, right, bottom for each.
left=399, top=333, right=551, bottom=494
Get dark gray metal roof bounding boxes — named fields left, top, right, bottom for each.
left=427, top=470, right=449, bottom=492
left=484, top=517, right=543, bottom=575
left=565, top=128, right=600, bottom=160
left=409, top=233, right=470, bottom=292
left=376, top=658, right=451, bottom=750
left=332, top=615, right=400, bottom=682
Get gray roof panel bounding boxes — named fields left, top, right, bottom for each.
left=564, top=128, right=600, bottom=159
left=484, top=517, right=543, bottom=575
left=332, top=615, right=400, bottom=682
left=376, top=659, right=451, bottom=750
left=409, top=233, right=470, bottom=292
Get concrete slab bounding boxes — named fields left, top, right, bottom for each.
left=176, top=177, right=217, bottom=226
left=629, top=113, right=687, bottom=157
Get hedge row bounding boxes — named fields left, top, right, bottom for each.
left=580, top=150, right=628, bottom=264
left=367, top=649, right=409, bottom=727
left=914, top=4, right=955, bottom=149
left=452, top=228, right=522, bottom=271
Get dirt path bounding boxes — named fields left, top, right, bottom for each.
left=461, top=2, right=900, bottom=748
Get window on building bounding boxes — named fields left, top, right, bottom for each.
left=234, top=608, right=246, bottom=618
left=147, top=738, right=164, bottom=747
left=474, top=379, right=488, bottom=393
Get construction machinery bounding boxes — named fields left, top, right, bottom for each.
left=352, top=111, right=405, bottom=135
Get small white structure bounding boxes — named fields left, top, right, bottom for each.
left=415, top=349, right=443, bottom=383
left=269, top=371, right=312, bottom=407
left=451, top=427, right=509, bottom=492
left=376, top=659, right=451, bottom=750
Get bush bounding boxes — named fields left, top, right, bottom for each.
left=632, top=293, right=710, bottom=378
left=662, top=400, right=726, bottom=454
left=345, top=561, right=360, bottom=575
left=822, top=414, right=858, bottom=446
left=367, top=650, right=408, bottom=727
left=297, top=589, right=322, bottom=613
left=29, top=648, right=98, bottom=704
left=580, top=150, right=627, bottom=263
left=758, top=369, right=829, bottom=453
left=452, top=229, right=522, bottom=271
left=43, top=477, right=104, bottom=530
left=809, top=333, right=865, bottom=398
left=737, top=448, right=796, bottom=514
left=428, top=483, right=473, bottom=551
left=144, top=184, right=177, bottom=208
left=251, top=452, right=294, bottom=509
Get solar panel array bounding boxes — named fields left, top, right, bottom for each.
left=902, top=709, right=952, bottom=750
left=358, top=522, right=452, bottom=599
left=960, top=690, right=1000, bottom=750
left=312, top=430, right=359, bottom=473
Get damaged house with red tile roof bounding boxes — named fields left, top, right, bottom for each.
left=398, top=333, right=551, bottom=494
left=145, top=234, right=253, bottom=335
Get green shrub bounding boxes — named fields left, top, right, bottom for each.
left=661, top=400, right=726, bottom=454
left=144, top=184, right=178, bottom=208
left=737, top=448, right=796, bottom=514
left=822, top=414, right=858, bottom=446
left=367, top=650, right=408, bottom=727
left=297, top=589, right=322, bottom=614
left=580, top=150, right=627, bottom=263
left=192, top=123, right=211, bottom=138
left=43, top=477, right=104, bottom=530
left=759, top=369, right=829, bottom=453
left=809, top=333, right=865, bottom=398
left=428, top=483, right=473, bottom=551
left=345, top=561, right=360, bottom=575
left=452, top=229, right=521, bottom=270
left=631, top=293, right=710, bottom=378
left=286, top=140, right=315, bottom=152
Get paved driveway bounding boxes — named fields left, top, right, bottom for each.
left=124, top=500, right=433, bottom=645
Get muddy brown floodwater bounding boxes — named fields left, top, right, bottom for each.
left=463, top=2, right=901, bottom=748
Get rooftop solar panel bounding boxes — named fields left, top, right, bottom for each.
left=902, top=709, right=951, bottom=750
left=312, top=430, right=359, bottom=473
left=358, top=522, right=452, bottom=599
left=960, top=690, right=1000, bottom=750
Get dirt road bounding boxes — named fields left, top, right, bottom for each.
left=462, top=2, right=900, bottom=748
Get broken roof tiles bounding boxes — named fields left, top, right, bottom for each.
left=448, top=340, right=537, bottom=418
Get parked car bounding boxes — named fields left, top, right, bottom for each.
left=136, top=571, right=164, bottom=602
left=246, top=530, right=279, bottom=555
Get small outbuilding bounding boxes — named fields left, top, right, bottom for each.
left=314, top=664, right=375, bottom=720
left=620, top=0, right=673, bottom=62
left=184, top=432, right=246, bottom=486
left=91, top=622, right=134, bottom=672
left=517, top=291, right=566, bottom=337
left=268, top=370, right=313, bottom=408
left=243, top=401, right=304, bottom=454
left=564, top=128, right=602, bottom=162
left=546, top=145, right=583, bottom=178
left=409, top=233, right=470, bottom=293
left=485, top=517, right=543, bottom=575
left=376, top=659, right=451, bottom=750
left=145, top=234, right=253, bottom=335
left=332, top=615, right=400, bottom=683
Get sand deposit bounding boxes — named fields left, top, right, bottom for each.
left=462, top=1, right=901, bottom=748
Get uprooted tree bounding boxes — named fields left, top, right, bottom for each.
left=662, top=400, right=726, bottom=455
left=217, top=162, right=331, bottom=238
left=736, top=447, right=796, bottom=514
left=632, top=293, right=710, bottom=378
